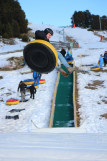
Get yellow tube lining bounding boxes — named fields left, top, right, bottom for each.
left=6, top=100, right=19, bottom=105
left=28, top=40, right=58, bottom=67
left=34, top=86, right=38, bottom=89
left=24, top=81, right=34, bottom=85
left=91, top=67, right=100, bottom=71
left=39, top=80, right=46, bottom=84
left=68, top=60, right=74, bottom=64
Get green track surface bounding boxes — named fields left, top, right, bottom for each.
left=53, top=65, right=74, bottom=127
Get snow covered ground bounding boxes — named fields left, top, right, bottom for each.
left=0, top=24, right=107, bottom=161
left=0, top=131, right=107, bottom=161
left=0, top=24, right=107, bottom=133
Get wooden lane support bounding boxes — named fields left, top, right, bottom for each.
left=49, top=72, right=60, bottom=128
left=73, top=62, right=78, bottom=127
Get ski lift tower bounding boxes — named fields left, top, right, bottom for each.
left=99, top=16, right=107, bottom=30
left=62, top=28, right=65, bottom=42
left=99, top=16, right=102, bottom=30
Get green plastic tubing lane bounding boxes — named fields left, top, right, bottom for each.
left=53, top=64, right=74, bottom=127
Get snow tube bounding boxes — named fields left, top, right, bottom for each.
left=90, top=65, right=100, bottom=71
left=6, top=99, right=19, bottom=105
left=39, top=79, right=46, bottom=84
left=34, top=85, right=38, bottom=89
left=65, top=55, right=74, bottom=64
left=23, top=40, right=58, bottom=73
left=23, top=79, right=34, bottom=85
left=67, top=59, right=74, bottom=64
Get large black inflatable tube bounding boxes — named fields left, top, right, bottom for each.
left=23, top=40, right=58, bottom=73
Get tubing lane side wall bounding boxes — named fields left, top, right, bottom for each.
left=49, top=72, right=60, bottom=128
left=73, top=62, right=77, bottom=127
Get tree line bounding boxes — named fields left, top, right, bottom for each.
left=71, top=10, right=107, bottom=30
left=1, top=1, right=107, bottom=39
left=0, top=0, right=28, bottom=38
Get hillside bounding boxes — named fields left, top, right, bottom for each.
left=0, top=24, right=107, bottom=160
left=0, top=24, right=107, bottom=132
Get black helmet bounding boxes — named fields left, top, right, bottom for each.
left=44, top=28, right=53, bottom=35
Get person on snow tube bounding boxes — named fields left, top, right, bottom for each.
left=35, top=28, right=76, bottom=77
left=65, top=47, right=73, bottom=61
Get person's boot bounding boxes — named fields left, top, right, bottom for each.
left=59, top=68, right=69, bottom=77
left=67, top=66, right=77, bottom=74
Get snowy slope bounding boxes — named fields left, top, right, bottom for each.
left=0, top=132, right=107, bottom=161
left=0, top=24, right=107, bottom=133
left=0, top=23, right=107, bottom=160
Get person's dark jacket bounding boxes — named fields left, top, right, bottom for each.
left=104, top=52, right=107, bottom=65
left=104, top=52, right=107, bottom=59
left=60, top=48, right=66, bottom=57
left=29, top=85, right=36, bottom=94
left=35, top=30, right=49, bottom=42
left=18, top=82, right=27, bottom=93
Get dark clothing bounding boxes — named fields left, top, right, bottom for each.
left=28, top=85, right=36, bottom=99
left=18, top=81, right=27, bottom=102
left=35, top=30, right=49, bottom=42
left=60, top=48, right=66, bottom=57
left=104, top=52, right=107, bottom=59
left=29, top=85, right=36, bottom=94
left=18, top=82, right=27, bottom=93
left=104, top=52, right=107, bottom=66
